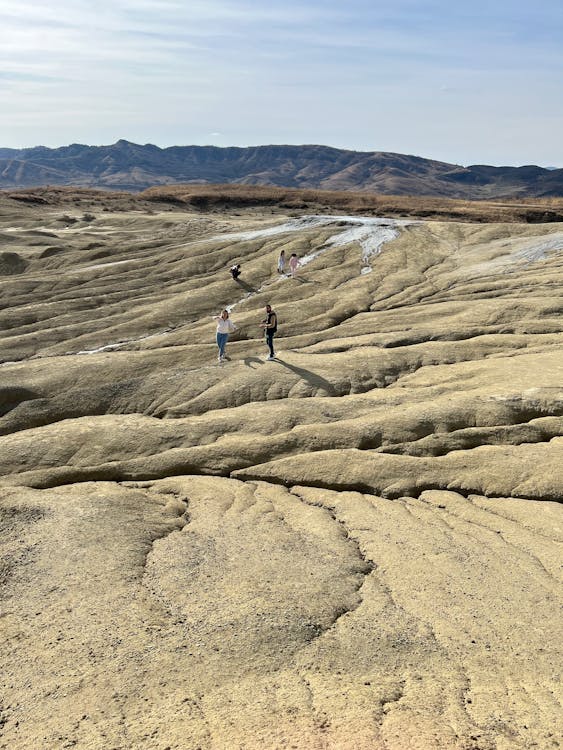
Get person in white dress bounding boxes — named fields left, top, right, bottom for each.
left=289, top=253, right=300, bottom=277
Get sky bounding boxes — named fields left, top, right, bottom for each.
left=1, top=0, right=562, bottom=166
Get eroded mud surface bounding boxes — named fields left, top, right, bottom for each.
left=0, top=199, right=562, bottom=749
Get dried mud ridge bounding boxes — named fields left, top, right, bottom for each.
left=0, top=197, right=562, bottom=750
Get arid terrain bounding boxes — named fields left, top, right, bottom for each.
left=2, top=141, right=563, bottom=198
left=0, top=188, right=562, bottom=750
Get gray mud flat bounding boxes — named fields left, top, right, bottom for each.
left=0, top=194, right=562, bottom=749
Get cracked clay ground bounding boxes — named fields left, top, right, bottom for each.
left=0, top=194, right=562, bottom=749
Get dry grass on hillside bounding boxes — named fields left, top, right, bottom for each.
left=141, top=184, right=563, bottom=223
left=2, top=183, right=563, bottom=223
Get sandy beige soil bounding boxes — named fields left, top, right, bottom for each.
left=0, top=194, right=561, bottom=749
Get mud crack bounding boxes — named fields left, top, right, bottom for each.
left=288, top=486, right=374, bottom=635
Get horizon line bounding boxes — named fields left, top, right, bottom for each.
left=0, top=140, right=560, bottom=170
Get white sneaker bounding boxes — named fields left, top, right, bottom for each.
left=267, top=355, right=275, bottom=360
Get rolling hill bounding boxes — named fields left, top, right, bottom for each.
left=1, top=140, right=562, bottom=198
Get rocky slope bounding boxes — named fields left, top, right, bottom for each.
left=1, top=141, right=563, bottom=198
left=0, top=192, right=562, bottom=749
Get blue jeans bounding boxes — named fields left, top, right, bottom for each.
left=265, top=330, right=275, bottom=357
left=216, top=332, right=228, bottom=357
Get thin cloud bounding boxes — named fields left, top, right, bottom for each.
left=0, top=0, right=561, bottom=166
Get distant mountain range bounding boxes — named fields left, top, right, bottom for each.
left=1, top=140, right=562, bottom=199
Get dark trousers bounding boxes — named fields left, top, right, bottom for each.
left=265, top=330, right=275, bottom=357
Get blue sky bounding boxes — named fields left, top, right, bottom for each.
left=1, top=0, right=561, bottom=166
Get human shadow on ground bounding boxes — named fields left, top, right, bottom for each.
left=235, top=279, right=257, bottom=293
left=243, top=356, right=264, bottom=369
left=272, top=358, right=338, bottom=395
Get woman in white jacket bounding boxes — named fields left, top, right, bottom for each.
left=213, top=309, right=237, bottom=361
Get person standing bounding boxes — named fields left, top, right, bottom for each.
left=277, top=250, right=286, bottom=274
left=289, top=253, right=300, bottom=277
left=213, top=309, right=237, bottom=361
left=261, top=304, right=277, bottom=360
left=230, top=263, right=241, bottom=280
